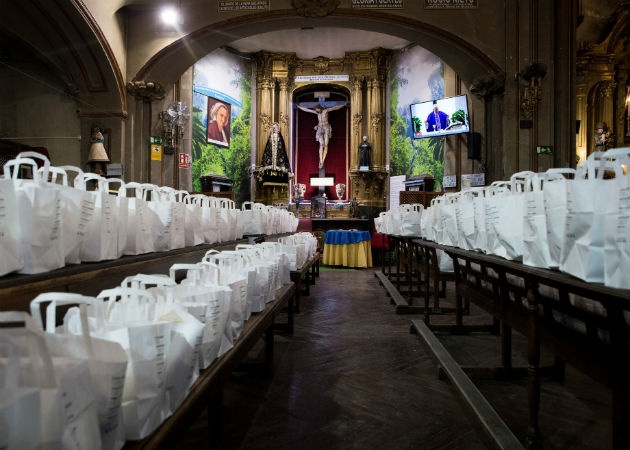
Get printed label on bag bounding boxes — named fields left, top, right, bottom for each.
left=102, top=373, right=126, bottom=433
left=616, top=186, right=630, bottom=243
left=102, top=196, right=114, bottom=235
left=154, top=333, right=166, bottom=388
left=0, top=193, right=7, bottom=240
left=77, top=196, right=96, bottom=237
left=50, top=196, right=62, bottom=241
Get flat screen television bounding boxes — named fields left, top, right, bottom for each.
left=410, top=94, right=470, bottom=139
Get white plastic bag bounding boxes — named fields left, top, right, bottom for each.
left=0, top=334, right=41, bottom=450
left=4, top=152, right=64, bottom=273
left=78, top=173, right=119, bottom=262
left=242, top=201, right=263, bottom=235
left=31, top=293, right=128, bottom=450
left=602, top=148, right=630, bottom=289
left=399, top=204, right=423, bottom=237
left=106, top=178, right=129, bottom=258
left=93, top=288, right=171, bottom=440
left=167, top=264, right=232, bottom=367
left=0, top=321, right=102, bottom=450
left=522, top=174, right=552, bottom=268
left=561, top=153, right=619, bottom=283
left=0, top=176, right=23, bottom=276
left=122, top=182, right=154, bottom=255
left=120, top=275, right=204, bottom=413
left=542, top=168, right=575, bottom=269
left=182, top=193, right=205, bottom=247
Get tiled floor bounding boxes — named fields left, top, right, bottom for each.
left=177, top=268, right=611, bottom=450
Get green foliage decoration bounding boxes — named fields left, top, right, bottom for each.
left=191, top=65, right=252, bottom=206
left=451, top=109, right=468, bottom=125
left=411, top=116, right=422, bottom=134
left=389, top=73, right=444, bottom=188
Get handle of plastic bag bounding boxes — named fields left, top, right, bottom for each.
left=199, top=261, right=221, bottom=285
left=4, top=152, right=50, bottom=181
left=30, top=293, right=95, bottom=357
left=79, top=173, right=108, bottom=192
left=124, top=181, right=144, bottom=199
left=58, top=165, right=86, bottom=189
left=0, top=322, right=57, bottom=388
left=510, top=171, right=535, bottom=193
left=140, top=183, right=158, bottom=201
left=121, top=274, right=176, bottom=289
left=169, top=263, right=203, bottom=283
left=545, top=168, right=576, bottom=176
left=4, top=156, right=45, bottom=182
left=97, top=287, right=155, bottom=303
left=38, top=166, right=68, bottom=186
left=105, top=178, right=126, bottom=197
left=29, top=292, right=93, bottom=332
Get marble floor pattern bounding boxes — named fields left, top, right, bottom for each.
left=176, top=267, right=611, bottom=450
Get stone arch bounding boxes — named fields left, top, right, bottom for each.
left=133, top=9, right=502, bottom=89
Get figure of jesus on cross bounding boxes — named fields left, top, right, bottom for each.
left=297, top=101, right=348, bottom=168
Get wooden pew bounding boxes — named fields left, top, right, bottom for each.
left=412, top=238, right=630, bottom=450
left=290, top=252, right=320, bottom=313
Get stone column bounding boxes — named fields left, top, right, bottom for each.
left=257, top=76, right=273, bottom=164
left=125, top=80, right=166, bottom=184
left=277, top=78, right=290, bottom=140
left=350, top=76, right=363, bottom=170
left=370, top=77, right=385, bottom=170
left=366, top=79, right=374, bottom=144
left=600, top=80, right=617, bottom=134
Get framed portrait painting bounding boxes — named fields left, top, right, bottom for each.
left=206, top=97, right=231, bottom=148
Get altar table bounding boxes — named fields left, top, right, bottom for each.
left=323, top=230, right=372, bottom=268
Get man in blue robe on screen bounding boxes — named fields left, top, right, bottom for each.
left=425, top=100, right=450, bottom=132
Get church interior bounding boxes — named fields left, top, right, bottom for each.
left=0, top=1, right=629, bottom=449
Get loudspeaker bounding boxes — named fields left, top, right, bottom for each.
left=467, top=132, right=482, bottom=160
left=576, top=120, right=581, bottom=134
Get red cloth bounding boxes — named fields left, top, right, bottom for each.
left=371, top=227, right=390, bottom=250
left=293, top=107, right=348, bottom=200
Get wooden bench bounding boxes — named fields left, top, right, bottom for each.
left=290, top=252, right=320, bottom=313
left=0, top=240, right=257, bottom=312
left=412, top=239, right=630, bottom=450
left=124, top=282, right=296, bottom=450
left=0, top=234, right=295, bottom=312
left=375, top=235, right=459, bottom=317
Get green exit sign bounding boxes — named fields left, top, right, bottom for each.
left=536, top=145, right=553, bottom=155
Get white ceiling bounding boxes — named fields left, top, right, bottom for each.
left=229, top=27, right=411, bottom=59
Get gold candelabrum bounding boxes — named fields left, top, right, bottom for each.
left=517, top=62, right=547, bottom=120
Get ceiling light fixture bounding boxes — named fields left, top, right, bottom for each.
left=161, top=6, right=179, bottom=25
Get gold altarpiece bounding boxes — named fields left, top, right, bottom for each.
left=252, top=48, right=391, bottom=207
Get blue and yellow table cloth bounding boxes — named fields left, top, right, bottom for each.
left=323, top=230, right=372, bottom=268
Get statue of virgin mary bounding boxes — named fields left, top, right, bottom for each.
left=257, top=123, right=293, bottom=183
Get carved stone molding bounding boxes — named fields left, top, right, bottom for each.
left=599, top=80, right=618, bottom=98
left=126, top=80, right=165, bottom=102
left=279, top=111, right=290, bottom=128
left=370, top=113, right=384, bottom=130
left=291, top=0, right=340, bottom=17
left=313, top=56, right=330, bottom=74
left=469, top=72, right=506, bottom=99
left=352, top=113, right=363, bottom=135
left=259, top=113, right=272, bottom=135
left=350, top=169, right=387, bottom=205
left=277, top=78, right=290, bottom=91
left=258, top=77, right=274, bottom=90
left=350, top=75, right=364, bottom=91
left=370, top=78, right=384, bottom=89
